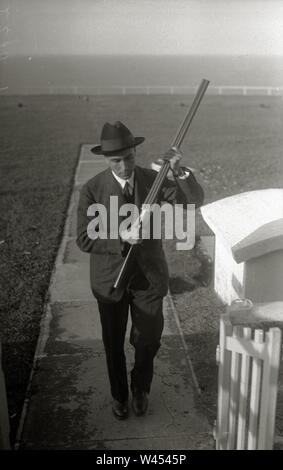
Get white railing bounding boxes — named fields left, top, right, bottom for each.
left=0, top=85, right=283, bottom=96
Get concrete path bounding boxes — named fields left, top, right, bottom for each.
left=18, top=145, right=214, bottom=450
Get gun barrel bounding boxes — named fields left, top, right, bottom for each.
left=172, top=78, right=210, bottom=149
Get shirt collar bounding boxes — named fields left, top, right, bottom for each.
left=112, top=171, right=135, bottom=193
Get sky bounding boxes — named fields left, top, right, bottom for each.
left=2, top=0, right=283, bottom=56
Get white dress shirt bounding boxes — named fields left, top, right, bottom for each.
left=112, top=171, right=135, bottom=195
left=112, top=165, right=190, bottom=196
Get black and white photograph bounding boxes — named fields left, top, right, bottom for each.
left=0, top=0, right=283, bottom=456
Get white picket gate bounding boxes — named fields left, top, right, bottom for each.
left=214, top=300, right=282, bottom=450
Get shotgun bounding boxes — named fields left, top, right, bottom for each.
left=113, top=78, right=210, bottom=290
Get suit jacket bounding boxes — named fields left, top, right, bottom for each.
left=76, top=165, right=204, bottom=303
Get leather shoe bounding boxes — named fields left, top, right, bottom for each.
left=112, top=399, right=128, bottom=420
left=132, top=390, right=149, bottom=416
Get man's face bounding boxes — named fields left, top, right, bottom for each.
left=105, top=147, right=136, bottom=180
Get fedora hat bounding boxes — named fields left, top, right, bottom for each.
left=91, top=121, right=145, bottom=156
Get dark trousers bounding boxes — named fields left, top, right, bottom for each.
left=97, top=265, right=164, bottom=403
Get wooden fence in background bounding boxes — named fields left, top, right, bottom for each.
left=1, top=85, right=283, bottom=96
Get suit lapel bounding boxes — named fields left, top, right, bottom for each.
left=134, top=166, right=150, bottom=209
left=105, top=168, right=125, bottom=206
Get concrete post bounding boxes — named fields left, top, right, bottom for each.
left=0, top=340, right=10, bottom=449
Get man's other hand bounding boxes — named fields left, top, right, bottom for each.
left=163, top=147, right=183, bottom=175
left=120, top=227, right=142, bottom=245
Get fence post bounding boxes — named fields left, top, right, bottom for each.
left=237, top=327, right=252, bottom=449
left=0, top=340, right=10, bottom=449
left=227, top=326, right=242, bottom=449
left=257, top=327, right=281, bottom=449
left=216, top=315, right=233, bottom=449
left=247, top=329, right=264, bottom=449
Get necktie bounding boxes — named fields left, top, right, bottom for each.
left=123, top=181, right=131, bottom=202
left=121, top=181, right=132, bottom=257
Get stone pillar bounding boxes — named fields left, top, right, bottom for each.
left=200, top=189, right=283, bottom=305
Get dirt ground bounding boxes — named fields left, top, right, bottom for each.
left=0, top=94, right=282, bottom=444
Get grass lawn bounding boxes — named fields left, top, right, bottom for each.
left=0, top=94, right=282, bottom=445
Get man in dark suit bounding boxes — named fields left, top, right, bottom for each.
left=76, top=121, right=204, bottom=420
